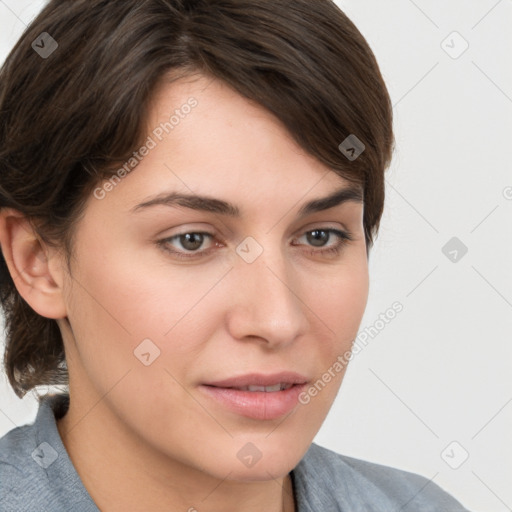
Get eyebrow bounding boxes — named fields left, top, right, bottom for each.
left=130, top=184, right=363, bottom=218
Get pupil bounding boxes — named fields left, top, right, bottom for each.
left=181, top=233, right=203, bottom=250
left=308, top=230, right=328, bottom=247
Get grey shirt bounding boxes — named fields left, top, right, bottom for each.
left=0, top=393, right=471, bottom=511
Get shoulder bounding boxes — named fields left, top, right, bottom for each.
left=0, top=423, right=48, bottom=511
left=293, top=442, right=471, bottom=512
left=0, top=395, right=99, bottom=512
left=0, top=394, right=87, bottom=512
left=0, top=421, right=36, bottom=479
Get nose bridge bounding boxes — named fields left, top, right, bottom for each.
left=227, top=233, right=307, bottom=345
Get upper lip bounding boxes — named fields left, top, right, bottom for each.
left=203, top=371, right=309, bottom=388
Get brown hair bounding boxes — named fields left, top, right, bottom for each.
left=0, top=0, right=394, bottom=399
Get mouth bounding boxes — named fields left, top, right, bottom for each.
left=202, top=371, right=309, bottom=389
left=199, top=372, right=309, bottom=420
left=215, top=383, right=295, bottom=392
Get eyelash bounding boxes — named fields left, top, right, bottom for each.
left=157, top=228, right=354, bottom=260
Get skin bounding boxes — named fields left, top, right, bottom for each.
left=0, top=73, right=369, bottom=512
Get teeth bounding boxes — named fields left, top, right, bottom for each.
left=234, top=383, right=293, bottom=392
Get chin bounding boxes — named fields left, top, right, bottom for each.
left=222, top=462, right=295, bottom=483
left=227, top=437, right=306, bottom=481
left=187, top=436, right=304, bottom=482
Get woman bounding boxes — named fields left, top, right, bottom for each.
left=0, top=0, right=471, bottom=510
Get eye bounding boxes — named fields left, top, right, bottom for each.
left=157, top=232, right=217, bottom=260
left=293, top=228, right=354, bottom=258
left=157, top=227, right=354, bottom=260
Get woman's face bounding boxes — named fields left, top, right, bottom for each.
left=56, top=73, right=369, bottom=482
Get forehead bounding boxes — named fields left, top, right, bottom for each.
left=89, top=73, right=363, bottom=222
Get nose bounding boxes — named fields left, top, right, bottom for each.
left=225, top=240, right=308, bottom=349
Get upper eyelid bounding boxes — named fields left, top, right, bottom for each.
left=165, top=220, right=351, bottom=238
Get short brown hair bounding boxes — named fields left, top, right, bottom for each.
left=0, top=0, right=394, bottom=399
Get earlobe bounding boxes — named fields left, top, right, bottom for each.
left=0, top=208, right=68, bottom=319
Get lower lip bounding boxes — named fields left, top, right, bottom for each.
left=199, top=384, right=307, bottom=420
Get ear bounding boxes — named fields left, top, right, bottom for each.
left=0, top=208, right=68, bottom=319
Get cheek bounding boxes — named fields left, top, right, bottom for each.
left=297, top=261, right=368, bottom=413
left=77, top=237, right=223, bottom=330
left=65, top=244, right=229, bottom=378
left=308, top=257, right=369, bottom=346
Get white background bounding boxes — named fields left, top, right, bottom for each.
left=0, top=1, right=511, bottom=511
